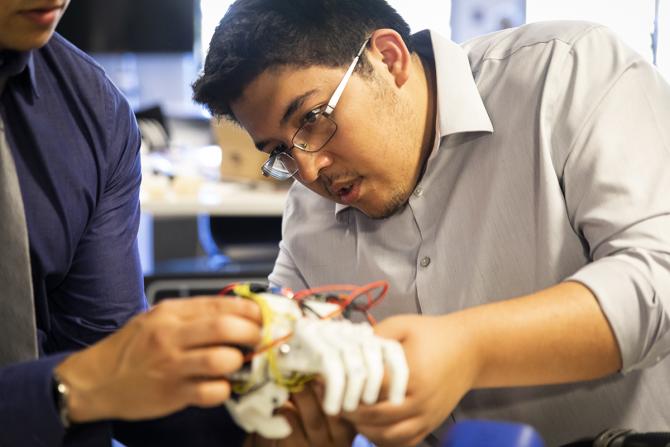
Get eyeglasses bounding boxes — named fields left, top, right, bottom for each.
left=261, top=38, right=370, bottom=181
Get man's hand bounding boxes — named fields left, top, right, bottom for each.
left=344, top=282, right=622, bottom=447
left=344, top=314, right=478, bottom=447
left=55, top=296, right=262, bottom=423
left=246, top=382, right=357, bottom=447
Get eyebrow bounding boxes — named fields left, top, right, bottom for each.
left=281, top=89, right=318, bottom=125
left=253, top=89, right=319, bottom=152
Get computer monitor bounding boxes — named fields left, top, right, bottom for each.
left=56, top=0, right=197, bottom=53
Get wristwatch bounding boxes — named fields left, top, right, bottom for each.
left=52, top=371, right=71, bottom=429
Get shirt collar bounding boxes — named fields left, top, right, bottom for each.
left=333, top=29, right=493, bottom=216
left=413, top=29, right=493, bottom=138
left=0, top=50, right=40, bottom=98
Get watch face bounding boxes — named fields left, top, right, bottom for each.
left=52, top=373, right=71, bottom=428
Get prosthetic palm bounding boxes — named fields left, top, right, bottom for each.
left=221, top=283, right=409, bottom=439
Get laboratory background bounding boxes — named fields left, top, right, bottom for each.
left=54, top=0, right=670, bottom=301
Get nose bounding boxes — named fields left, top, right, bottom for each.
left=293, top=148, right=332, bottom=184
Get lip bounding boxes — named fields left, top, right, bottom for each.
left=329, top=177, right=362, bottom=205
left=19, top=5, right=64, bottom=27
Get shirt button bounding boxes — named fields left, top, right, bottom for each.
left=420, top=256, right=431, bottom=267
left=414, top=186, right=424, bottom=197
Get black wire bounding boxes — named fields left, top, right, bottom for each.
left=299, top=301, right=323, bottom=318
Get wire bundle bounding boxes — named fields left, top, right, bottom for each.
left=220, top=281, right=389, bottom=394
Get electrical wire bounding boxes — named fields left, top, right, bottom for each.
left=292, top=280, right=388, bottom=324
left=224, top=284, right=313, bottom=393
left=219, top=280, right=389, bottom=393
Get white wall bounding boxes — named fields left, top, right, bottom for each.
left=199, top=0, right=451, bottom=63
left=526, top=0, right=657, bottom=62
left=387, top=0, right=451, bottom=36
left=200, top=1, right=670, bottom=81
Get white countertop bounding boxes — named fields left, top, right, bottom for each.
left=140, top=178, right=288, bottom=217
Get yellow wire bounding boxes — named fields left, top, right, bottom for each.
left=230, top=284, right=314, bottom=394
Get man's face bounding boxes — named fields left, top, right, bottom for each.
left=0, top=0, right=70, bottom=51
left=231, top=64, right=425, bottom=219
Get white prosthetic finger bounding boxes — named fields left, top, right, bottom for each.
left=380, top=339, right=409, bottom=405
left=230, top=382, right=289, bottom=415
left=253, top=411, right=292, bottom=439
left=224, top=383, right=292, bottom=439
left=356, top=325, right=385, bottom=405
left=228, top=404, right=292, bottom=439
left=296, top=319, right=346, bottom=415
left=224, top=399, right=251, bottom=432
left=324, top=321, right=367, bottom=412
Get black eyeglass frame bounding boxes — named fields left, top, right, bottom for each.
left=261, top=37, right=371, bottom=181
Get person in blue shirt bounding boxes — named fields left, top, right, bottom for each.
left=0, top=1, right=261, bottom=445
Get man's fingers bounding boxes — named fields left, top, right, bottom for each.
left=177, top=346, right=246, bottom=377
left=180, top=378, right=233, bottom=408
left=177, top=313, right=262, bottom=348
left=292, top=385, right=333, bottom=446
left=372, top=315, right=411, bottom=341
left=276, top=403, right=310, bottom=447
left=319, top=385, right=359, bottom=446
left=152, top=296, right=262, bottom=324
left=344, top=398, right=419, bottom=427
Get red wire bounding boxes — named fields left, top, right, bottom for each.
left=218, top=283, right=238, bottom=295
left=218, top=281, right=388, bottom=319
left=218, top=280, right=389, bottom=360
left=318, top=280, right=388, bottom=321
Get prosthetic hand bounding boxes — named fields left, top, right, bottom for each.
left=222, top=283, right=409, bottom=439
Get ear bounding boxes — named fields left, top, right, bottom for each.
left=368, top=29, right=412, bottom=88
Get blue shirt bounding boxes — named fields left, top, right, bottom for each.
left=0, top=34, right=246, bottom=447
left=0, top=34, right=145, bottom=445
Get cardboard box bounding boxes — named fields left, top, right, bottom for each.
left=212, top=118, right=274, bottom=183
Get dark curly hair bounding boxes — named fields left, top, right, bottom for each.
left=192, top=0, right=412, bottom=120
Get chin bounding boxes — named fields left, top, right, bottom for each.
left=5, top=33, right=53, bottom=51
left=29, top=32, right=55, bottom=49
left=359, top=186, right=410, bottom=219
left=357, top=199, right=407, bottom=220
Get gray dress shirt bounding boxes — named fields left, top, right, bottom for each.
left=269, top=21, right=670, bottom=445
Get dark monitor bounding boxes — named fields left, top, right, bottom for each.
left=56, top=0, right=197, bottom=53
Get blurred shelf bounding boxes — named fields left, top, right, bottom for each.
left=140, top=180, right=288, bottom=216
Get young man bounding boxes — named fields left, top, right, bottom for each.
left=0, top=1, right=260, bottom=445
left=193, top=0, right=670, bottom=445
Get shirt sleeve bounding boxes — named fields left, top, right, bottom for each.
left=113, top=406, right=246, bottom=447
left=0, top=82, right=145, bottom=445
left=48, top=80, right=147, bottom=350
left=556, top=27, right=670, bottom=372
left=0, top=353, right=113, bottom=446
